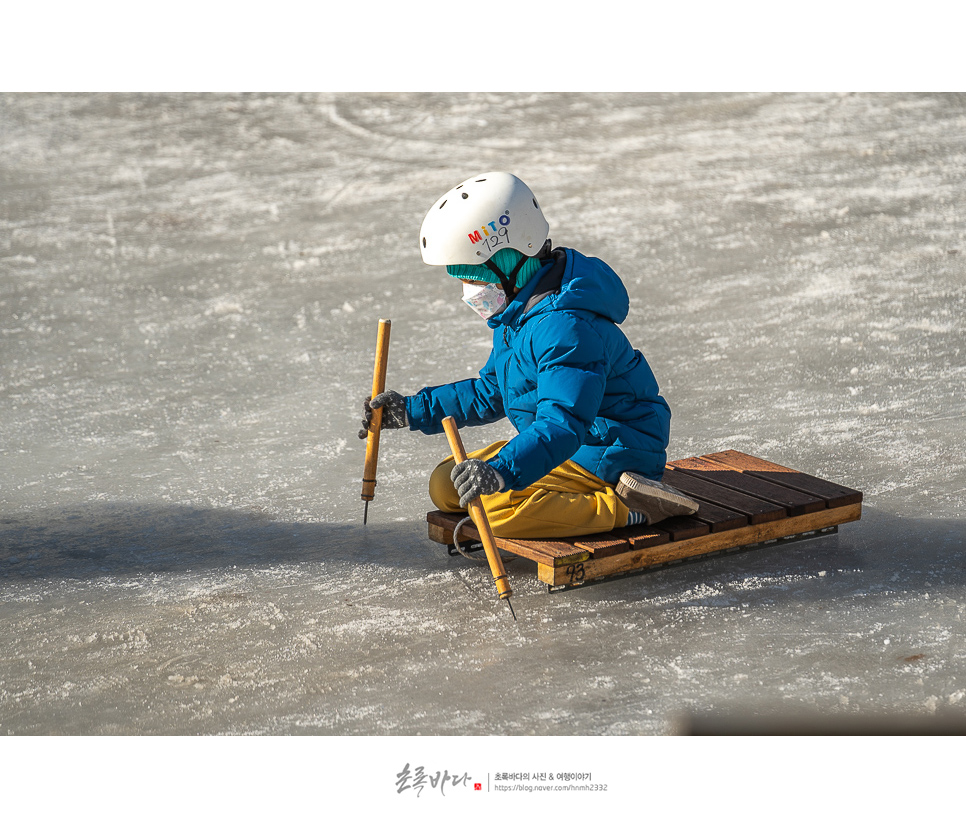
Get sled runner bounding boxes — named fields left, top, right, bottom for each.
left=427, top=450, right=862, bottom=592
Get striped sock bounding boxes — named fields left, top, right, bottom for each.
left=625, top=510, right=647, bottom=526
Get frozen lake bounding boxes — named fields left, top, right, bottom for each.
left=2, top=93, right=964, bottom=757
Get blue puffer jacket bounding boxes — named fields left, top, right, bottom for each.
left=406, top=248, right=671, bottom=490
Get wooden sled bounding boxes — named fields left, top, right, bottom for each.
left=427, top=450, right=863, bottom=592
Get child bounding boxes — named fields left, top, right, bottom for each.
left=359, top=172, right=697, bottom=539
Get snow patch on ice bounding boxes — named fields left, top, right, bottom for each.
left=205, top=297, right=246, bottom=317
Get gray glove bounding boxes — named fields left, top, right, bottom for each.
left=358, top=390, right=408, bottom=439
left=451, top=459, right=505, bottom=507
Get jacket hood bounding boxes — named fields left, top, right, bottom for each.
left=487, top=248, right=629, bottom=329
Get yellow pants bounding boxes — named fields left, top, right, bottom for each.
left=429, top=440, right=630, bottom=539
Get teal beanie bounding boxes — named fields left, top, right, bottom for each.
left=446, top=247, right=543, bottom=290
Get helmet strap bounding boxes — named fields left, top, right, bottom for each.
left=483, top=252, right=528, bottom=300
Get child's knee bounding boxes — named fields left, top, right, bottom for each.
left=428, top=440, right=508, bottom=513
left=428, top=456, right=461, bottom=512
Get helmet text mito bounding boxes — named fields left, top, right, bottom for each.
left=419, top=172, right=550, bottom=267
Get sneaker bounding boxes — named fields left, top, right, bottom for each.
left=616, top=472, right=699, bottom=525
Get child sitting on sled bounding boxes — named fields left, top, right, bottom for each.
left=359, top=171, right=697, bottom=539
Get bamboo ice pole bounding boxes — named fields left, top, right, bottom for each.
left=441, top=416, right=515, bottom=619
left=362, top=318, right=391, bottom=524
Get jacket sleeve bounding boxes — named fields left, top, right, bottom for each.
left=487, top=313, right=608, bottom=490
left=405, top=348, right=505, bottom=434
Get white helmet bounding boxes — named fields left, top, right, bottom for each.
left=419, top=172, right=550, bottom=266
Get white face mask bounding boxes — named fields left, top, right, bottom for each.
left=461, top=281, right=507, bottom=319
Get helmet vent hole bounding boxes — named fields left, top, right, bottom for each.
left=533, top=198, right=539, bottom=208
left=439, top=200, right=447, bottom=209
left=422, top=237, right=427, bottom=248
left=461, top=193, right=469, bottom=200
left=476, top=178, right=486, bottom=182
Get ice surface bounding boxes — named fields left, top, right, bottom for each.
left=1, top=92, right=965, bottom=737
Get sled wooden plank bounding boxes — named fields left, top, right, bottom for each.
left=572, top=533, right=632, bottom=558
left=426, top=511, right=584, bottom=565
left=662, top=469, right=787, bottom=525
left=518, top=538, right=591, bottom=564
left=667, top=456, right=827, bottom=516
left=653, top=516, right=712, bottom=541
left=626, top=526, right=673, bottom=550
left=679, top=496, right=748, bottom=532
left=702, top=450, right=863, bottom=508
left=538, top=502, right=862, bottom=588
left=426, top=512, right=669, bottom=564
left=572, top=527, right=671, bottom=557
left=427, top=511, right=462, bottom=545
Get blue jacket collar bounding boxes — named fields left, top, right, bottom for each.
left=486, top=252, right=558, bottom=330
